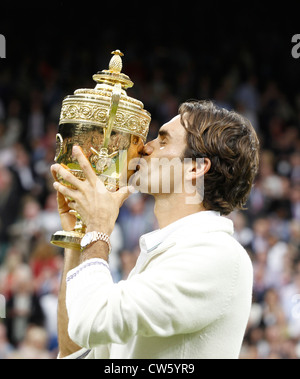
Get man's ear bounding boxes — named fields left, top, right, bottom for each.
left=183, top=157, right=211, bottom=205
left=185, top=158, right=211, bottom=182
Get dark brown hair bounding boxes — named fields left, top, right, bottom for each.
left=179, top=100, right=260, bottom=215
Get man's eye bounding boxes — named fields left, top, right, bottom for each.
left=159, top=141, right=166, bottom=145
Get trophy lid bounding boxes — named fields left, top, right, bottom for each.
left=59, top=50, right=151, bottom=142
left=93, top=50, right=134, bottom=90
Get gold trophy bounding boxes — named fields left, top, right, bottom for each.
left=51, top=50, right=151, bottom=250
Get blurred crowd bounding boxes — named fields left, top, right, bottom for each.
left=0, top=22, right=300, bottom=358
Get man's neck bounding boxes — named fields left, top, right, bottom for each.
left=153, top=192, right=206, bottom=229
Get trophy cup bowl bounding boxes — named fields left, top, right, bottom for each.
left=50, top=50, right=151, bottom=250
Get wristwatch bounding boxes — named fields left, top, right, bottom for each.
left=80, top=231, right=111, bottom=253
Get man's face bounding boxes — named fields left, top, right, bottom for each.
left=129, top=115, right=188, bottom=195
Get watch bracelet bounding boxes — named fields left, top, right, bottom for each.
left=81, top=231, right=111, bottom=253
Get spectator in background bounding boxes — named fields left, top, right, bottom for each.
left=29, top=240, right=61, bottom=295
left=0, top=166, right=21, bottom=262
left=290, top=184, right=300, bottom=221
left=39, top=276, right=60, bottom=353
left=8, top=196, right=43, bottom=259
left=0, top=323, right=14, bottom=359
left=234, top=75, right=260, bottom=122
left=229, top=211, right=254, bottom=248
left=7, top=325, right=53, bottom=359
left=5, top=264, right=44, bottom=346
left=9, top=144, right=39, bottom=195
left=119, top=246, right=140, bottom=280
left=39, top=192, right=63, bottom=243
left=4, top=99, right=23, bottom=148
left=280, top=271, right=300, bottom=339
left=27, top=90, right=45, bottom=150
left=290, top=151, right=300, bottom=183
left=118, top=192, right=157, bottom=250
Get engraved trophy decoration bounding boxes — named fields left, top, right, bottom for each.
left=51, top=50, right=151, bottom=250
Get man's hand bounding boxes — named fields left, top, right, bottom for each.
left=51, top=167, right=77, bottom=232
left=51, top=146, right=133, bottom=236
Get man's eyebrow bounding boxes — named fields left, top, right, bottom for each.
left=158, top=129, right=171, bottom=139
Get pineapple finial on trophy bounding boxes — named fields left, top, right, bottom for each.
left=92, top=49, right=133, bottom=90
left=109, top=50, right=124, bottom=73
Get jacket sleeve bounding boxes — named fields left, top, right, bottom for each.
left=66, top=241, right=242, bottom=350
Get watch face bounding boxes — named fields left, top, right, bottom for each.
left=81, top=233, right=93, bottom=247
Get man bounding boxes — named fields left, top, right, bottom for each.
left=51, top=100, right=260, bottom=359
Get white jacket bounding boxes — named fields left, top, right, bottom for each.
left=63, top=211, right=253, bottom=359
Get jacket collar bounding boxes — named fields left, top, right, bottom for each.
left=139, top=211, right=233, bottom=255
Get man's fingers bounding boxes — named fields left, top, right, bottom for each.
left=51, top=163, right=83, bottom=190
left=50, top=164, right=58, bottom=181
left=53, top=181, right=78, bottom=200
left=56, top=191, right=71, bottom=214
left=72, top=145, right=97, bottom=186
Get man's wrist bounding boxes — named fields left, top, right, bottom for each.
left=80, top=240, right=109, bottom=263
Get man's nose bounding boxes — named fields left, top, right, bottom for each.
left=142, top=142, right=154, bottom=156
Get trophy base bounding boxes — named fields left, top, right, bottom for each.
left=51, top=230, right=84, bottom=251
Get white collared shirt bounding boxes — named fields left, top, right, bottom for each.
left=140, top=211, right=221, bottom=254
left=63, top=209, right=252, bottom=359
left=134, top=211, right=221, bottom=274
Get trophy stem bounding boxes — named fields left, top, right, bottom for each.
left=71, top=210, right=86, bottom=232
left=50, top=211, right=86, bottom=251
